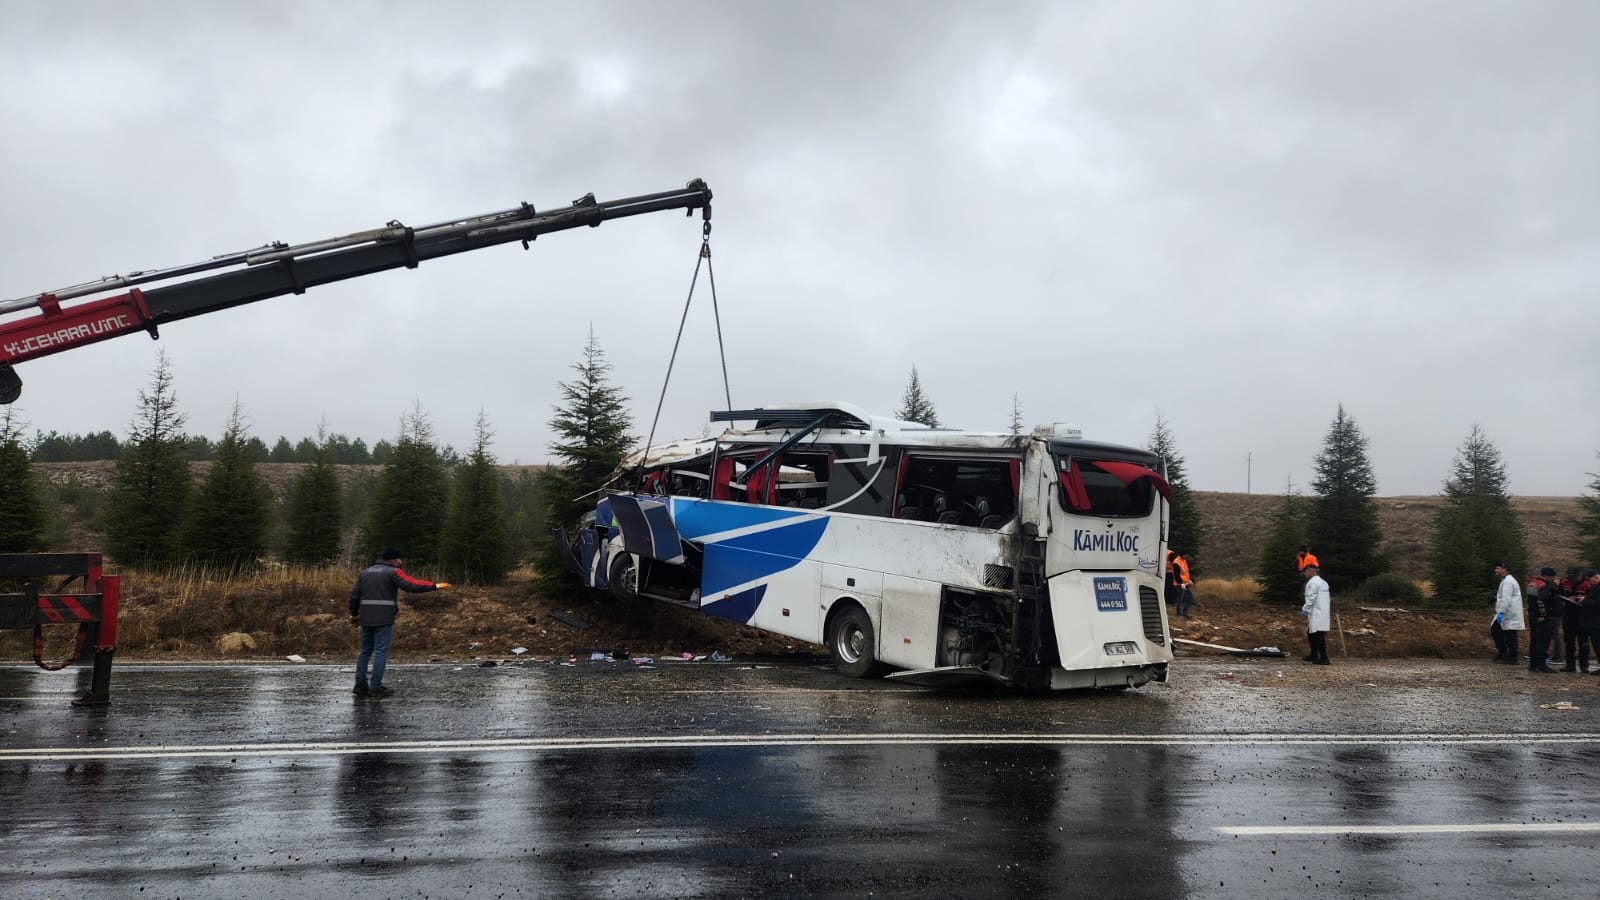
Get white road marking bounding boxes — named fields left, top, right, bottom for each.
left=1219, top=823, right=1600, bottom=836
left=3, top=731, right=1599, bottom=762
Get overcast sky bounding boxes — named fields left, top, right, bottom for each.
left=1, top=1, right=1595, bottom=496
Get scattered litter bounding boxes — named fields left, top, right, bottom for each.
left=559, top=661, right=577, bottom=667
left=511, top=647, right=527, bottom=655
left=755, top=665, right=775, bottom=669
left=1177, top=637, right=1287, bottom=657
left=548, top=610, right=591, bottom=630
left=1347, top=628, right=1378, bottom=636
left=1216, top=672, right=1236, bottom=680
left=591, top=652, right=611, bottom=661
left=285, top=654, right=306, bottom=663
left=468, top=642, right=479, bottom=650
left=632, top=657, right=654, bottom=665
left=637, top=665, right=657, bottom=670
left=693, top=654, right=708, bottom=661
left=1358, top=607, right=1410, bottom=614
left=711, top=651, right=731, bottom=662
left=1540, top=701, right=1581, bottom=711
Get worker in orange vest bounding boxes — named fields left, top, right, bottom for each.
left=1297, top=545, right=1320, bottom=574
left=1172, top=551, right=1193, bottom=618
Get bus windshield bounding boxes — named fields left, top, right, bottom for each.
left=1055, top=456, right=1165, bottom=518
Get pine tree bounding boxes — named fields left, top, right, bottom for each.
left=179, top=402, right=270, bottom=573
left=359, top=403, right=448, bottom=566
left=1575, top=454, right=1600, bottom=569
left=105, top=352, right=193, bottom=567
left=1256, top=480, right=1308, bottom=605
left=541, top=328, right=635, bottom=584
left=501, top=466, right=548, bottom=564
left=896, top=365, right=941, bottom=427
left=1427, top=425, right=1526, bottom=606
left=1307, top=404, right=1387, bottom=592
left=1147, top=413, right=1205, bottom=573
left=269, top=437, right=295, bottom=462
left=438, top=412, right=511, bottom=584
left=1009, top=393, right=1025, bottom=436
left=0, top=407, right=46, bottom=552
left=284, top=430, right=344, bottom=566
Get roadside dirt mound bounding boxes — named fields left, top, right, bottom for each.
left=1174, top=585, right=1506, bottom=662
left=1192, top=492, right=1584, bottom=580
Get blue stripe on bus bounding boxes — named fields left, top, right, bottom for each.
left=701, top=584, right=766, bottom=624
left=668, top=499, right=808, bottom=541
left=700, top=516, right=830, bottom=597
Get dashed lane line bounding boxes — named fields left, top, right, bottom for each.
left=1219, top=823, right=1600, bottom=836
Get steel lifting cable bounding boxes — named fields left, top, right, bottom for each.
left=641, top=217, right=732, bottom=472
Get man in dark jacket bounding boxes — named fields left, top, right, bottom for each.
left=1526, top=567, right=1559, bottom=673
left=349, top=547, right=450, bottom=697
left=1558, top=566, right=1590, bottom=672
left=1583, top=570, right=1600, bottom=678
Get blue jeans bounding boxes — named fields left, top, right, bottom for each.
left=1176, top=586, right=1194, bottom=617
left=355, top=624, right=393, bottom=689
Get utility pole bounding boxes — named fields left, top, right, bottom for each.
left=1247, top=451, right=1252, bottom=494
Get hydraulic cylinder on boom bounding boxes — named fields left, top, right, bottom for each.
left=0, top=178, right=712, bottom=403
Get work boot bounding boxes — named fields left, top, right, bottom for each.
left=1529, top=665, right=1556, bottom=674
left=1562, top=664, right=1578, bottom=673
left=369, top=685, right=393, bottom=697
left=352, top=684, right=369, bottom=697
left=1313, top=659, right=1331, bottom=666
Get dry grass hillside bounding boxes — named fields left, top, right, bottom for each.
left=1192, top=491, right=1586, bottom=580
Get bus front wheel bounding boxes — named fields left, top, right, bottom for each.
left=829, top=606, right=880, bottom=678
left=608, top=554, right=638, bottom=602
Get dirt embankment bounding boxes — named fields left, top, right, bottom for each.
left=1192, top=492, right=1585, bottom=579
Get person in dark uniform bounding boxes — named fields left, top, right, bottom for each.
left=349, top=547, right=450, bottom=697
left=1582, top=570, right=1600, bottom=677
left=1558, top=566, right=1590, bottom=672
left=1526, top=567, right=1559, bottom=673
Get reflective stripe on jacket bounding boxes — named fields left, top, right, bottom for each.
left=348, top=560, right=438, bottom=627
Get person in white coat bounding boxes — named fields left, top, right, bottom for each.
left=1492, top=562, right=1525, bottom=665
left=1300, top=563, right=1332, bottom=665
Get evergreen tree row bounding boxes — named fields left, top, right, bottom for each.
left=1254, top=410, right=1547, bottom=608
left=28, top=425, right=400, bottom=464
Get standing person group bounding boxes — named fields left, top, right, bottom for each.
left=349, top=547, right=450, bottom=698
left=1490, top=564, right=1600, bottom=676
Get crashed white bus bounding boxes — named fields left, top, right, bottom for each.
left=556, top=403, right=1174, bottom=690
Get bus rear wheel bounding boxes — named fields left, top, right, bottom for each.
left=829, top=606, right=879, bottom=678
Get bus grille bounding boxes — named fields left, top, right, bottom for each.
left=1139, top=585, right=1165, bottom=646
left=983, top=565, right=1014, bottom=589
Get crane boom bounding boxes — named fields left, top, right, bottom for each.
left=0, top=179, right=712, bottom=403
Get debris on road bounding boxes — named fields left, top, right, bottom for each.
left=1540, top=701, right=1581, bottom=711
left=285, top=654, right=306, bottom=663
left=547, top=610, right=591, bottom=630
left=1174, top=637, right=1288, bottom=657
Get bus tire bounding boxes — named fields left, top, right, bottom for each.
left=608, top=554, right=638, bottom=602
left=828, top=605, right=879, bottom=679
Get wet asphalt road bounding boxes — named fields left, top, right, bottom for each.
left=3, top=656, right=1599, bottom=899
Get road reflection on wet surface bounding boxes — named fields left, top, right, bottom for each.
left=3, top=658, right=1597, bottom=898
